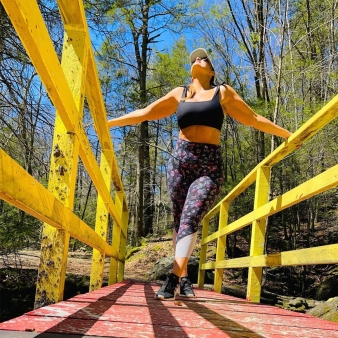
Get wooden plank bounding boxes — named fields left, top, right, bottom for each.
left=1, top=282, right=338, bottom=337
left=0, top=333, right=106, bottom=338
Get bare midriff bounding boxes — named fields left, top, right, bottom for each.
left=179, top=125, right=221, bottom=145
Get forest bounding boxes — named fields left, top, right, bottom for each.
left=0, top=0, right=337, bottom=282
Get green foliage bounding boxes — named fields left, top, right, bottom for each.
left=125, top=246, right=142, bottom=260
left=0, top=203, right=42, bottom=254
left=210, top=4, right=229, bottom=19
left=153, top=244, right=164, bottom=251
left=139, top=237, right=148, bottom=247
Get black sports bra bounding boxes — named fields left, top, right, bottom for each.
left=176, top=85, right=224, bottom=131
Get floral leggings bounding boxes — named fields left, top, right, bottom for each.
left=167, top=138, right=224, bottom=255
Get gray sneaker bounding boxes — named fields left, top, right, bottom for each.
left=179, top=276, right=195, bottom=297
left=155, top=273, right=179, bottom=300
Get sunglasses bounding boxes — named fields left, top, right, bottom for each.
left=191, top=57, right=210, bottom=64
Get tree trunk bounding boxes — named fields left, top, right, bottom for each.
left=136, top=122, right=146, bottom=242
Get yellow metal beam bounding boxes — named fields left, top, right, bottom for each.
left=57, top=0, right=87, bottom=28
left=1, top=0, right=75, bottom=132
left=56, top=0, right=125, bottom=195
left=264, top=93, right=338, bottom=167
left=85, top=54, right=125, bottom=194
left=1, top=0, right=129, bottom=300
left=247, top=166, right=271, bottom=302
left=201, top=243, right=338, bottom=270
left=0, top=149, right=119, bottom=258
left=197, top=218, right=210, bottom=288
left=90, top=150, right=114, bottom=291
left=117, top=210, right=129, bottom=283
left=35, top=24, right=88, bottom=307
left=205, top=94, right=338, bottom=220
left=214, top=201, right=229, bottom=293
left=109, top=191, right=124, bottom=285
left=0, top=0, right=126, bottom=230
left=202, top=163, right=338, bottom=245
left=57, top=0, right=125, bottom=195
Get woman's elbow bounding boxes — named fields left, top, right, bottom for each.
left=236, top=115, right=257, bottom=127
left=134, top=109, right=148, bottom=123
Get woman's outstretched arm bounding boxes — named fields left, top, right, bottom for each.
left=220, top=85, right=292, bottom=139
left=108, top=87, right=183, bottom=128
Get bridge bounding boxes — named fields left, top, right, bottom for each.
left=0, top=0, right=338, bottom=337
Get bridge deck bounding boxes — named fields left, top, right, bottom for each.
left=1, top=280, right=337, bottom=338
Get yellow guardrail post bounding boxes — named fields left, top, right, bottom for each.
left=117, top=209, right=129, bottom=282
left=35, top=26, right=88, bottom=307
left=246, top=165, right=271, bottom=302
left=110, top=191, right=129, bottom=284
left=109, top=191, right=124, bottom=284
left=214, top=201, right=229, bottom=293
left=90, top=150, right=114, bottom=291
left=1, top=0, right=130, bottom=305
left=198, top=218, right=209, bottom=288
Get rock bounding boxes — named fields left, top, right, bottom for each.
left=307, top=297, right=338, bottom=322
left=221, top=285, right=246, bottom=299
left=147, top=256, right=214, bottom=283
left=147, top=256, right=174, bottom=281
left=313, top=276, right=338, bottom=300
left=274, top=295, right=307, bottom=312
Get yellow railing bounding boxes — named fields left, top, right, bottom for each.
left=2, top=0, right=338, bottom=311
left=198, top=94, right=338, bottom=302
left=0, top=0, right=128, bottom=308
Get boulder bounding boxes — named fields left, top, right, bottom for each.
left=147, top=256, right=214, bottom=284
left=313, top=276, right=338, bottom=300
left=307, top=297, right=338, bottom=322
left=276, top=296, right=309, bottom=313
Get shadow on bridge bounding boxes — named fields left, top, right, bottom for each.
left=1, top=281, right=338, bottom=338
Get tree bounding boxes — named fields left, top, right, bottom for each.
left=144, top=38, right=190, bottom=235
left=85, top=0, right=197, bottom=243
left=0, top=0, right=63, bottom=257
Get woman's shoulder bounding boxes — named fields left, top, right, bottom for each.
left=162, top=86, right=186, bottom=102
left=218, top=83, right=240, bottom=104
left=165, top=86, right=186, bottom=94
left=218, top=82, right=228, bottom=90
left=219, top=83, right=238, bottom=95
left=173, top=85, right=188, bottom=96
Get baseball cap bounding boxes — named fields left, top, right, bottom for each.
left=190, top=48, right=216, bottom=84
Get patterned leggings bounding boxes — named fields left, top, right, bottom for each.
left=167, top=139, right=224, bottom=257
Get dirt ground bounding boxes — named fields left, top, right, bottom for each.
left=0, top=239, right=175, bottom=282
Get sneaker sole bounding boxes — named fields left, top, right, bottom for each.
left=155, top=295, right=175, bottom=301
left=179, top=294, right=195, bottom=298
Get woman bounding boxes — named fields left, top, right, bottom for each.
left=107, top=48, right=292, bottom=300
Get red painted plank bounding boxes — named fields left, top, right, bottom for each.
left=1, top=281, right=337, bottom=338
